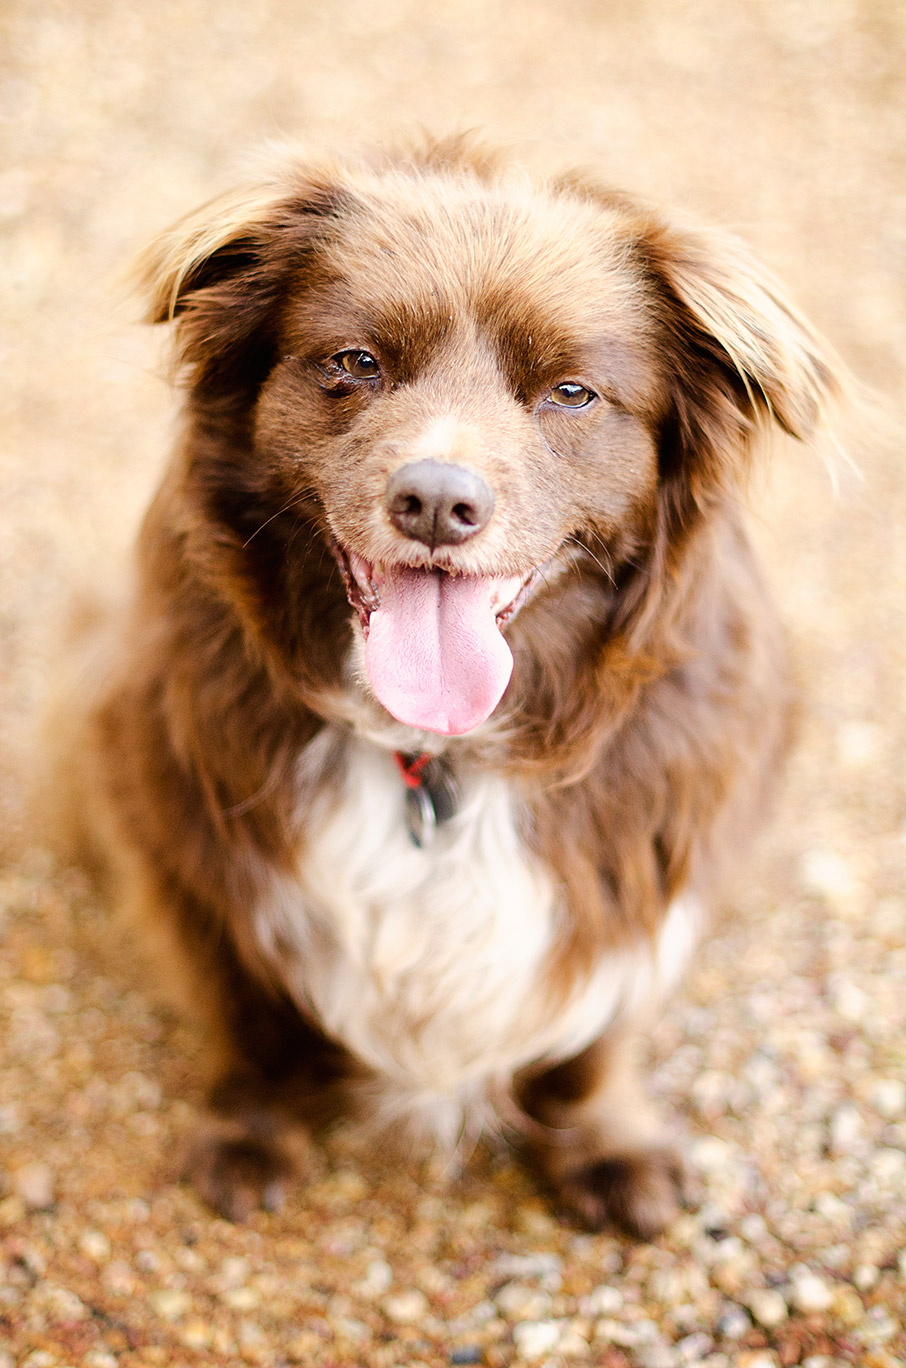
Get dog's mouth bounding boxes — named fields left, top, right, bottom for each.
left=332, top=542, right=541, bottom=736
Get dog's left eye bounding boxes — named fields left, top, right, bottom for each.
left=335, top=350, right=381, bottom=380
left=548, top=382, right=596, bottom=408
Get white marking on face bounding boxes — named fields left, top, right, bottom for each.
left=408, top=413, right=462, bottom=463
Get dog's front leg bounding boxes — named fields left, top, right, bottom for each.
left=175, top=938, right=361, bottom=1221
left=183, top=1021, right=362, bottom=1220
left=517, top=1031, right=688, bottom=1239
left=183, top=1084, right=300, bottom=1223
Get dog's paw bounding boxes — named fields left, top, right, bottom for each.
left=183, top=1127, right=295, bottom=1222
left=557, top=1147, right=688, bottom=1239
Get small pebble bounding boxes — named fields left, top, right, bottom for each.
left=334, top=1316, right=371, bottom=1343
left=83, top=1354, right=117, bottom=1368
left=635, top=1345, right=677, bottom=1368
left=690, top=1136, right=733, bottom=1172
left=493, top=1252, right=563, bottom=1288
left=861, top=1353, right=901, bottom=1368
left=103, top=1257, right=137, bottom=1298
left=557, top=1325, right=590, bottom=1356
left=746, top=1288, right=788, bottom=1328
left=677, top=1330, right=714, bottom=1361
left=512, top=1320, right=560, bottom=1361
left=214, top=1255, right=250, bottom=1289
left=383, top=1288, right=429, bottom=1323
left=221, top=1285, right=260, bottom=1311
left=853, top=1263, right=880, bottom=1291
left=449, top=1299, right=496, bottom=1331
left=831, top=978, right=868, bottom=1023
left=862, top=1307, right=898, bottom=1344
left=870, top=1148, right=906, bottom=1182
left=496, top=1281, right=552, bottom=1319
left=449, top=1349, right=483, bottom=1366
left=580, top=1283, right=623, bottom=1316
left=789, top=1273, right=833, bottom=1313
left=37, top=1284, right=88, bottom=1320
left=78, top=1228, right=111, bottom=1262
left=738, top=1213, right=767, bottom=1243
left=0, top=1105, right=21, bottom=1135
left=812, top=1191, right=850, bottom=1223
left=238, top=1319, right=271, bottom=1362
left=800, top=850, right=858, bottom=906
left=831, top=1286, right=864, bottom=1325
left=354, top=1256, right=393, bottom=1297
left=648, top=1266, right=688, bottom=1303
left=181, top=1318, right=214, bottom=1349
left=0, top=1195, right=25, bottom=1227
left=836, top=719, right=881, bottom=767
left=870, top=1078, right=906, bottom=1119
left=13, top=1161, right=55, bottom=1210
left=829, top=1104, right=864, bottom=1155
left=329, top=1168, right=369, bottom=1200
left=600, top=1318, right=660, bottom=1347
left=150, top=1289, right=192, bottom=1320
left=15, top=1243, right=46, bottom=1277
left=716, top=1302, right=751, bottom=1338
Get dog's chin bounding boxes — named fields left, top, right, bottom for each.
left=330, top=540, right=543, bottom=737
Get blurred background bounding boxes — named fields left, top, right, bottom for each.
left=1, top=3, right=904, bottom=1366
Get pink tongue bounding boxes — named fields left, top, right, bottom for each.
left=365, top=567, right=514, bottom=735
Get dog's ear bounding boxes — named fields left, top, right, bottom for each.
left=137, top=173, right=348, bottom=399
left=636, top=216, right=844, bottom=510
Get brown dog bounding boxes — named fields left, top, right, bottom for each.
left=57, top=137, right=840, bottom=1236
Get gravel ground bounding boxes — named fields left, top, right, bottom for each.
left=2, top=3, right=905, bottom=1366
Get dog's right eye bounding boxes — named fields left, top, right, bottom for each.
left=335, top=350, right=381, bottom=380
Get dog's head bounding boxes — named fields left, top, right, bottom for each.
left=142, top=139, right=840, bottom=743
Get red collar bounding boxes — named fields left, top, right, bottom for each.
left=392, top=751, right=434, bottom=789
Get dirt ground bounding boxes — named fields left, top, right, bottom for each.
left=1, top=3, right=905, bottom=1366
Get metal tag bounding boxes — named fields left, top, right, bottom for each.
left=423, top=760, right=460, bottom=826
left=401, top=756, right=461, bottom=848
left=405, top=783, right=437, bottom=848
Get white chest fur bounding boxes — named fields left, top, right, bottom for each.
left=254, top=734, right=698, bottom=1140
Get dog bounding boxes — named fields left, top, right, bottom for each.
left=56, top=135, right=840, bottom=1237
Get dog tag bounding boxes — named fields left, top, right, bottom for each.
left=396, top=753, right=461, bottom=848
left=405, top=782, right=437, bottom=848
left=422, top=758, right=460, bottom=826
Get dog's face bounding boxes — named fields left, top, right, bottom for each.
left=145, top=145, right=835, bottom=738
left=254, top=181, right=666, bottom=733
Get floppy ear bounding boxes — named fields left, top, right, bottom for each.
left=637, top=216, right=844, bottom=516
left=137, top=172, right=348, bottom=400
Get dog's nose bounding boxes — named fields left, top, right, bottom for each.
left=384, top=459, right=494, bottom=547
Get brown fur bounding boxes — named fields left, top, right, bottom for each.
left=54, top=136, right=841, bottom=1236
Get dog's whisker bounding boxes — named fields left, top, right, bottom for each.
left=564, top=534, right=616, bottom=585
left=241, top=488, right=317, bottom=549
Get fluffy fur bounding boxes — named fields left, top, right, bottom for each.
left=55, top=136, right=841, bottom=1236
